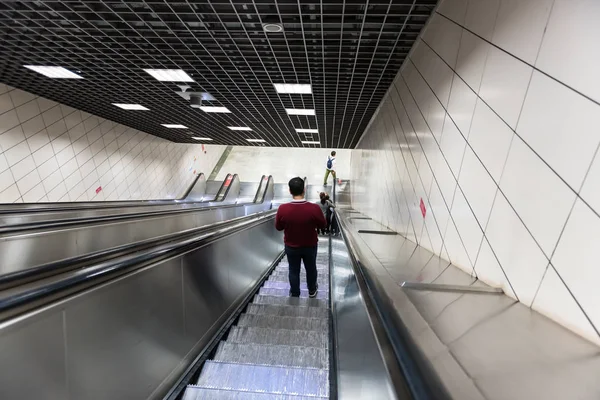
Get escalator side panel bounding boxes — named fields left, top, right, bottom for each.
left=0, top=218, right=283, bottom=400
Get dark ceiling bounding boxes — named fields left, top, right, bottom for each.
left=0, top=0, right=436, bottom=148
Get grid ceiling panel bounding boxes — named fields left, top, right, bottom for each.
left=0, top=0, right=436, bottom=148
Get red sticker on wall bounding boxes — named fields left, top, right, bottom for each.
left=96, top=186, right=102, bottom=194
left=420, top=198, right=426, bottom=218
left=224, top=175, right=233, bottom=187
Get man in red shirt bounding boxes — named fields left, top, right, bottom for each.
left=275, top=177, right=327, bottom=298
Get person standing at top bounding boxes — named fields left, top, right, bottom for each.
left=276, top=177, right=327, bottom=298
left=323, top=150, right=336, bottom=186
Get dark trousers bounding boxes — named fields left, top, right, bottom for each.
left=285, top=245, right=318, bottom=296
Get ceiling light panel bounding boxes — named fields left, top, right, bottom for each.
left=295, top=128, right=318, bottom=133
left=112, top=103, right=149, bottom=110
left=24, top=66, right=83, bottom=79
left=228, top=126, right=252, bottom=131
left=286, top=109, right=316, bottom=116
left=200, top=106, right=231, bottom=113
left=161, top=124, right=188, bottom=129
left=274, top=83, right=312, bottom=94
left=301, top=141, right=321, bottom=145
left=143, top=69, right=194, bottom=82
left=246, top=139, right=266, bottom=143
left=192, top=137, right=213, bottom=141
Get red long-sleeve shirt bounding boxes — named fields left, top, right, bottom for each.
left=275, top=200, right=327, bottom=247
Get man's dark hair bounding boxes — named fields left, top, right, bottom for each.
left=289, top=177, right=305, bottom=196
left=331, top=151, right=336, bottom=156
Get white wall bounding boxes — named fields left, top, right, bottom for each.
left=216, top=146, right=351, bottom=184
left=0, top=84, right=226, bottom=202
left=351, top=0, right=600, bottom=345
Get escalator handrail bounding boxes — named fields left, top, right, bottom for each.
left=0, top=210, right=277, bottom=319
left=0, top=173, right=212, bottom=214
left=0, top=174, right=265, bottom=236
left=335, top=212, right=451, bottom=400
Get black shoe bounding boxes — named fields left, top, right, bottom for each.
left=309, top=284, right=319, bottom=298
left=289, top=290, right=300, bottom=298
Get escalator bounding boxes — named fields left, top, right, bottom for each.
left=182, top=245, right=330, bottom=399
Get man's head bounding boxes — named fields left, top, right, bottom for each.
left=331, top=151, right=336, bottom=157
left=288, top=177, right=305, bottom=197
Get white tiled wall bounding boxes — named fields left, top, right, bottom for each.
left=216, top=146, right=351, bottom=184
left=350, top=0, right=600, bottom=345
left=0, top=84, right=226, bottom=203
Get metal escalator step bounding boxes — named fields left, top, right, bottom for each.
left=196, top=361, right=329, bottom=397
left=263, top=281, right=330, bottom=292
left=268, top=274, right=329, bottom=284
left=252, top=294, right=328, bottom=308
left=259, top=287, right=329, bottom=300
left=270, top=270, right=329, bottom=278
left=246, top=303, right=329, bottom=319
left=183, top=386, right=326, bottom=400
left=237, top=314, right=328, bottom=332
left=276, top=264, right=328, bottom=271
left=227, top=326, right=328, bottom=348
left=214, top=342, right=328, bottom=369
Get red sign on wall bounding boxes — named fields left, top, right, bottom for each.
left=224, top=175, right=233, bottom=187
left=96, top=186, right=102, bottom=194
left=420, top=198, right=426, bottom=218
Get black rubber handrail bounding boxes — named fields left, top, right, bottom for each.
left=336, top=212, right=451, bottom=400
left=0, top=174, right=264, bottom=236
left=0, top=210, right=277, bottom=319
left=0, top=173, right=218, bottom=214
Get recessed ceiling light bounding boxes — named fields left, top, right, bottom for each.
left=228, top=126, right=252, bottom=131
left=286, top=108, right=315, bottom=116
left=246, top=138, right=266, bottom=143
left=199, top=106, right=231, bottom=113
left=112, top=103, right=149, bottom=110
left=301, top=141, right=321, bottom=145
left=24, top=65, right=83, bottom=79
left=161, top=124, right=188, bottom=129
left=192, top=137, right=213, bottom=141
left=263, top=23, right=283, bottom=33
left=274, top=83, right=312, bottom=94
left=295, top=128, right=318, bottom=133
left=143, top=69, right=194, bottom=82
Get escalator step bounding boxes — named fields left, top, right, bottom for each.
left=183, top=386, right=326, bottom=400
left=227, top=326, right=328, bottom=348
left=259, top=287, right=329, bottom=300
left=263, top=281, right=330, bottom=292
left=268, top=274, right=329, bottom=284
left=214, top=342, right=328, bottom=369
left=246, top=303, right=329, bottom=319
left=196, top=361, right=329, bottom=397
left=270, top=270, right=329, bottom=279
left=276, top=264, right=328, bottom=272
left=252, top=294, right=328, bottom=308
left=237, top=314, right=328, bottom=332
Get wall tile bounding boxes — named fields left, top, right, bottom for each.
left=457, top=147, right=497, bottom=227
left=0, top=183, right=20, bottom=203
left=580, top=154, right=600, bottom=216
left=0, top=153, right=8, bottom=173
left=0, top=93, right=14, bottom=114
left=15, top=99, right=41, bottom=123
left=47, top=182, right=67, bottom=202
left=551, top=199, right=600, bottom=336
left=0, top=110, right=20, bottom=135
left=0, top=169, right=15, bottom=193
left=464, top=0, right=500, bottom=40
left=22, top=182, right=46, bottom=202
left=37, top=157, right=60, bottom=181
left=0, top=125, right=26, bottom=151
left=55, top=144, right=76, bottom=167
left=41, top=106, right=63, bottom=127
left=37, top=97, right=58, bottom=113
left=16, top=169, right=41, bottom=195
left=46, top=119, right=68, bottom=140
left=492, top=0, right=553, bottom=64
left=478, top=46, right=533, bottom=129
left=11, top=156, right=36, bottom=181
left=485, top=192, right=548, bottom=306
left=27, top=129, right=50, bottom=153
left=9, top=89, right=36, bottom=108
left=447, top=74, right=478, bottom=135
left=439, top=115, right=467, bottom=177
left=42, top=169, right=64, bottom=193
left=422, top=13, right=463, bottom=69
left=499, top=137, right=576, bottom=256
left=450, top=187, right=484, bottom=263
left=532, top=266, right=600, bottom=346
left=21, top=115, right=46, bottom=138
left=475, top=238, right=517, bottom=299
left=467, top=99, right=514, bottom=183
left=4, top=140, right=31, bottom=166
left=437, top=0, right=469, bottom=25
left=517, top=71, right=600, bottom=190
left=443, top=219, right=473, bottom=272
left=535, top=0, right=600, bottom=103
left=32, top=143, right=55, bottom=167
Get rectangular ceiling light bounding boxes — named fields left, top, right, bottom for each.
left=161, top=124, right=188, bottom=129
left=286, top=108, right=315, bottom=116
left=24, top=65, right=83, bottom=79
left=228, top=126, right=252, bottom=131
left=301, top=141, right=321, bottom=145
left=143, top=68, right=194, bottom=82
left=246, top=138, right=266, bottom=143
left=112, top=103, right=149, bottom=110
left=199, top=106, right=231, bottom=113
left=274, top=83, right=312, bottom=94
left=295, top=128, right=318, bottom=133
left=192, top=137, right=213, bottom=141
